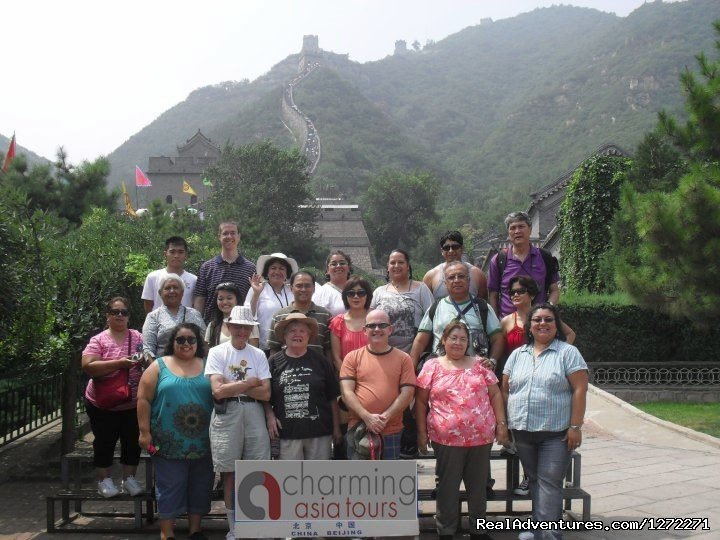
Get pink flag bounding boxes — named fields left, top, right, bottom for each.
left=135, top=166, right=152, bottom=187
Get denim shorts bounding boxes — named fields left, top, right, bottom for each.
left=153, top=454, right=214, bottom=519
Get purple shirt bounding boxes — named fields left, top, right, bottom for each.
left=194, top=254, right=256, bottom=321
left=487, top=245, right=559, bottom=317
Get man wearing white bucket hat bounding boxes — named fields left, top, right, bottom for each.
left=205, top=305, right=270, bottom=540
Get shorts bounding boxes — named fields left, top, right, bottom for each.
left=153, top=454, right=214, bottom=519
left=210, top=400, right=270, bottom=472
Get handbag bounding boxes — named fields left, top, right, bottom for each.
left=93, top=333, right=133, bottom=409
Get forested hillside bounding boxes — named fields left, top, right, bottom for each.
left=106, top=0, right=720, bottom=232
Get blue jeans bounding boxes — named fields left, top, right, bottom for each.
left=513, top=430, right=571, bottom=540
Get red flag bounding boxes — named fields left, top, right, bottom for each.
left=2, top=133, right=16, bottom=173
left=135, top=165, right=152, bottom=187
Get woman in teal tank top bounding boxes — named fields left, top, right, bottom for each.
left=138, top=323, right=213, bottom=540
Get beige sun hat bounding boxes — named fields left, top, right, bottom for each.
left=274, top=312, right=319, bottom=343
left=256, top=252, right=299, bottom=279
left=225, top=305, right=258, bottom=326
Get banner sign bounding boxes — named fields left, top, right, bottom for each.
left=234, top=460, right=418, bottom=537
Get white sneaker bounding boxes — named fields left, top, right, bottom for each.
left=97, top=477, right=120, bottom=498
left=122, top=475, right=144, bottom=496
left=225, top=531, right=235, bottom=540
left=519, top=532, right=535, bottom=540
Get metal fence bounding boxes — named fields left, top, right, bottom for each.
left=0, top=373, right=83, bottom=447
left=590, top=362, right=720, bottom=386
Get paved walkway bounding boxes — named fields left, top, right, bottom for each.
left=1, top=385, right=719, bottom=539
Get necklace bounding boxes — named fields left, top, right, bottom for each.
left=270, top=283, right=289, bottom=308
left=390, top=280, right=411, bottom=294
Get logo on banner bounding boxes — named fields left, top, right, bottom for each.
left=237, top=471, right=282, bottom=519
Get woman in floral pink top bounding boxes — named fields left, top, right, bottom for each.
left=416, top=321, right=509, bottom=540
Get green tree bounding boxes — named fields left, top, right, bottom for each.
left=558, top=154, right=630, bottom=293
left=204, top=140, right=321, bottom=262
left=613, top=20, right=720, bottom=322
left=0, top=148, right=117, bottom=225
left=362, top=169, right=441, bottom=260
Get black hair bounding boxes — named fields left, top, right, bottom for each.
left=290, top=270, right=316, bottom=286
left=525, top=303, right=567, bottom=344
left=385, top=248, right=414, bottom=282
left=208, top=283, right=242, bottom=346
left=439, top=230, right=464, bottom=247
left=164, top=236, right=188, bottom=251
left=106, top=296, right=131, bottom=312
left=508, top=275, right=540, bottom=303
left=324, top=250, right=352, bottom=281
left=164, top=323, right=206, bottom=358
left=262, top=257, right=292, bottom=280
left=341, top=276, right=373, bottom=309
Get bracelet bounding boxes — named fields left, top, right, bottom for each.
left=488, top=357, right=498, bottom=366
left=497, top=420, right=507, bottom=426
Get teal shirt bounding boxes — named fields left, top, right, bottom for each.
left=151, top=357, right=213, bottom=459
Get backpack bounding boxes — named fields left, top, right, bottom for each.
left=495, top=247, right=559, bottom=296
left=422, top=296, right=489, bottom=355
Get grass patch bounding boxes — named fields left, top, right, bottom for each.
left=634, top=402, right=720, bottom=438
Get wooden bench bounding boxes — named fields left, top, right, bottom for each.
left=46, top=443, right=155, bottom=532
left=417, top=449, right=591, bottom=521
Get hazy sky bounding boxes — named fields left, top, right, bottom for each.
left=3, top=0, right=663, bottom=163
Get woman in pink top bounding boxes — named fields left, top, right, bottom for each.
left=82, top=297, right=145, bottom=499
left=329, top=277, right=371, bottom=460
left=416, top=321, right=509, bottom=540
left=329, top=277, right=372, bottom=373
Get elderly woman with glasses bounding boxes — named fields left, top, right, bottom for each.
left=416, top=320, right=508, bottom=540
left=502, top=303, right=588, bottom=540
left=143, top=273, right=206, bottom=358
left=138, top=323, right=214, bottom=540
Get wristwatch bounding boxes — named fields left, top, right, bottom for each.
left=488, top=357, right=498, bottom=367
left=569, top=424, right=582, bottom=431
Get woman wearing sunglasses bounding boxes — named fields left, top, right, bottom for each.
left=82, top=297, right=145, bottom=498
left=137, top=323, right=214, bottom=540
left=502, top=303, right=588, bottom=540
left=329, top=277, right=373, bottom=373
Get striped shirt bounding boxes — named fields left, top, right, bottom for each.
left=503, top=339, right=587, bottom=432
left=194, top=254, right=256, bottom=321
left=266, top=303, right=332, bottom=354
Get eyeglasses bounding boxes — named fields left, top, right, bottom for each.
left=510, top=288, right=528, bottom=297
left=531, top=317, right=556, bottom=324
left=365, top=322, right=391, bottom=330
left=108, top=309, right=129, bottom=316
left=441, top=243, right=462, bottom=252
left=344, top=289, right=367, bottom=298
left=329, top=261, right=348, bottom=267
left=174, top=336, right=198, bottom=345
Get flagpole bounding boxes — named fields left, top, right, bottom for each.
left=135, top=184, right=139, bottom=209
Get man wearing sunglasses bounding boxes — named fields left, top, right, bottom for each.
left=339, top=310, right=416, bottom=460
left=423, top=230, right=488, bottom=300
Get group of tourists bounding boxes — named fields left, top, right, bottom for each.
left=81, top=212, right=589, bottom=540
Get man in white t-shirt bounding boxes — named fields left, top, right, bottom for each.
left=141, top=236, right=197, bottom=313
left=205, top=305, right=270, bottom=540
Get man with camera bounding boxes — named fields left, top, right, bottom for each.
left=410, top=261, right=504, bottom=374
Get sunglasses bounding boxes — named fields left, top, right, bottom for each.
left=510, top=288, right=528, bottom=297
left=441, top=243, right=462, bottom=252
left=365, top=322, right=391, bottom=330
left=531, top=317, right=556, bottom=324
left=344, top=289, right=367, bottom=298
left=174, top=336, right=198, bottom=345
left=108, top=309, right=129, bottom=316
